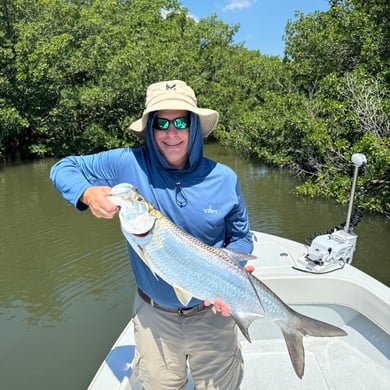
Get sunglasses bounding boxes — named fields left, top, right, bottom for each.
left=153, top=116, right=190, bottom=131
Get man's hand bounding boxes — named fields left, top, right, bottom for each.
left=244, top=264, right=255, bottom=273
left=204, top=264, right=255, bottom=317
left=80, top=186, right=119, bottom=219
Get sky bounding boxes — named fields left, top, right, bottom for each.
left=179, top=0, right=330, bottom=56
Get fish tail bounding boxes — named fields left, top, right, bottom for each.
left=279, top=311, right=347, bottom=379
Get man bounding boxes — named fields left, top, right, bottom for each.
left=50, top=80, right=253, bottom=389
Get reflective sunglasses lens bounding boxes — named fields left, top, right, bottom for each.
left=173, top=117, right=189, bottom=129
left=153, top=117, right=190, bottom=130
left=156, top=118, right=169, bottom=130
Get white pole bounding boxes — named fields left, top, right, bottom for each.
left=344, top=154, right=367, bottom=233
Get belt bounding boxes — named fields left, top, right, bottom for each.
left=137, top=288, right=208, bottom=318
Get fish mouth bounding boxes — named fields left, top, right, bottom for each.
left=132, top=229, right=152, bottom=237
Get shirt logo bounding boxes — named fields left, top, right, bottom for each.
left=203, top=205, right=218, bottom=214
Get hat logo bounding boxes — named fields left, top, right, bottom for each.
left=166, top=83, right=176, bottom=91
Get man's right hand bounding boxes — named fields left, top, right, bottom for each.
left=80, top=186, right=119, bottom=219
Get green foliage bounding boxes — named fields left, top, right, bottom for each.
left=284, top=0, right=388, bottom=90
left=293, top=70, right=389, bottom=214
left=280, top=0, right=388, bottom=214
left=0, top=0, right=388, bottom=214
left=0, top=99, right=29, bottom=155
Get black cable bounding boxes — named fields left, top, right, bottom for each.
left=292, top=261, right=346, bottom=274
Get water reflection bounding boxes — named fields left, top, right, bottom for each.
left=0, top=160, right=136, bottom=389
left=0, top=161, right=134, bottom=327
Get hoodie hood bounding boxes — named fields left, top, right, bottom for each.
left=146, top=112, right=204, bottom=174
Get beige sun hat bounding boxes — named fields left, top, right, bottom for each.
left=129, top=80, right=219, bottom=139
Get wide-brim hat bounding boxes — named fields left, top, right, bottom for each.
left=129, top=80, right=219, bottom=139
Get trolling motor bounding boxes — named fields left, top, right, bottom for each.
left=295, top=153, right=367, bottom=274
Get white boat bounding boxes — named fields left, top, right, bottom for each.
left=88, top=155, right=390, bottom=389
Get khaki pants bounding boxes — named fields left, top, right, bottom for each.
left=132, top=292, right=244, bottom=390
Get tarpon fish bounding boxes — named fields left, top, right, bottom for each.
left=109, top=183, right=347, bottom=379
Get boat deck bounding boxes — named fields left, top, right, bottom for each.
left=239, top=304, right=390, bottom=389
left=95, top=303, right=390, bottom=390
left=88, top=232, right=390, bottom=390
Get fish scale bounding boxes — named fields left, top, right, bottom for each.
left=109, top=183, right=347, bottom=379
left=143, top=213, right=262, bottom=315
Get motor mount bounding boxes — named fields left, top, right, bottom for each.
left=294, top=153, right=366, bottom=274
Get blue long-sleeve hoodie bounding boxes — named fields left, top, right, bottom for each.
left=50, top=113, right=253, bottom=308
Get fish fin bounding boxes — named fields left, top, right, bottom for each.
left=137, top=246, right=159, bottom=280
left=278, top=311, right=347, bottom=379
left=246, top=273, right=266, bottom=313
left=280, top=325, right=305, bottom=379
left=174, top=287, right=193, bottom=306
left=230, top=312, right=258, bottom=343
left=294, top=311, right=348, bottom=338
left=221, top=248, right=257, bottom=264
